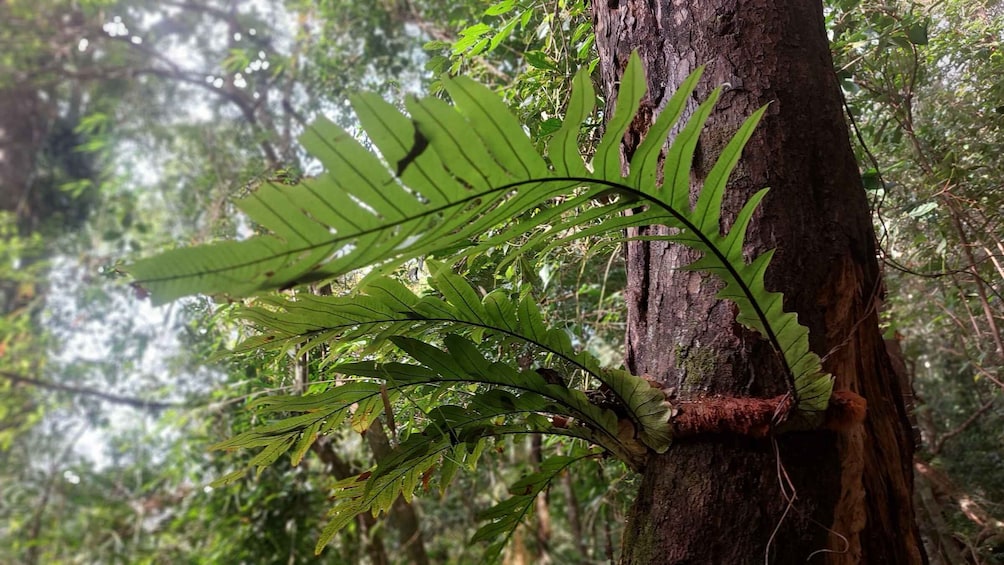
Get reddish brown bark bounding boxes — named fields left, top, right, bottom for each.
left=671, top=395, right=795, bottom=439
left=593, top=0, right=923, bottom=562
left=660, top=390, right=865, bottom=440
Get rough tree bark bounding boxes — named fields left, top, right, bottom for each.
left=592, top=1, right=923, bottom=562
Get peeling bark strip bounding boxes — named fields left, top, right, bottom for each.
left=668, top=390, right=865, bottom=439
left=672, top=395, right=794, bottom=438
left=595, top=0, right=923, bottom=563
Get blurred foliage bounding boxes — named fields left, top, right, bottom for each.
left=0, top=0, right=629, bottom=563
left=0, top=213, right=47, bottom=449
left=424, top=0, right=596, bottom=142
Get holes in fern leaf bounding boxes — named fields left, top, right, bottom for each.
left=321, top=242, right=356, bottom=265
left=347, top=193, right=381, bottom=218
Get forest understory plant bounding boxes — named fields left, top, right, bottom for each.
left=131, top=52, right=864, bottom=558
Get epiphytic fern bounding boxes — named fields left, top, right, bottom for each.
left=131, top=51, right=833, bottom=558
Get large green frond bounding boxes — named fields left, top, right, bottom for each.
left=132, top=52, right=832, bottom=420
left=132, top=51, right=848, bottom=557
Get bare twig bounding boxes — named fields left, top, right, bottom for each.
left=930, top=396, right=998, bottom=455
left=0, top=370, right=182, bottom=410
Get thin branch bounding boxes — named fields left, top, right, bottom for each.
left=0, top=370, right=182, bottom=410
left=946, top=200, right=1004, bottom=360
left=23, top=424, right=88, bottom=565
left=130, top=66, right=280, bottom=166
left=964, top=360, right=1004, bottom=394
left=159, top=0, right=234, bottom=22
left=930, top=396, right=997, bottom=455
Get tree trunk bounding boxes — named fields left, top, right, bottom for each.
left=0, top=85, right=45, bottom=224
left=592, top=1, right=923, bottom=562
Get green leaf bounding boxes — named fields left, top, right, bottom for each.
left=316, top=495, right=366, bottom=554
left=442, top=76, right=549, bottom=179
left=537, top=117, right=563, bottom=137
left=593, top=52, right=646, bottom=179
left=907, top=201, right=937, bottom=218
left=907, top=21, right=928, bottom=45
left=453, top=23, right=492, bottom=54
left=628, top=66, right=703, bottom=191
left=548, top=68, right=594, bottom=177
left=525, top=50, right=557, bottom=70
left=489, top=17, right=520, bottom=51
left=485, top=0, right=516, bottom=16
left=599, top=368, right=672, bottom=451
left=662, top=89, right=720, bottom=211
left=471, top=453, right=592, bottom=562
left=207, top=383, right=385, bottom=480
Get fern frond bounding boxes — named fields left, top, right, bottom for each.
left=338, top=335, right=644, bottom=466
left=129, top=53, right=852, bottom=558
left=207, top=382, right=386, bottom=485
left=472, top=451, right=597, bottom=564
left=236, top=267, right=674, bottom=451
left=131, top=52, right=830, bottom=413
